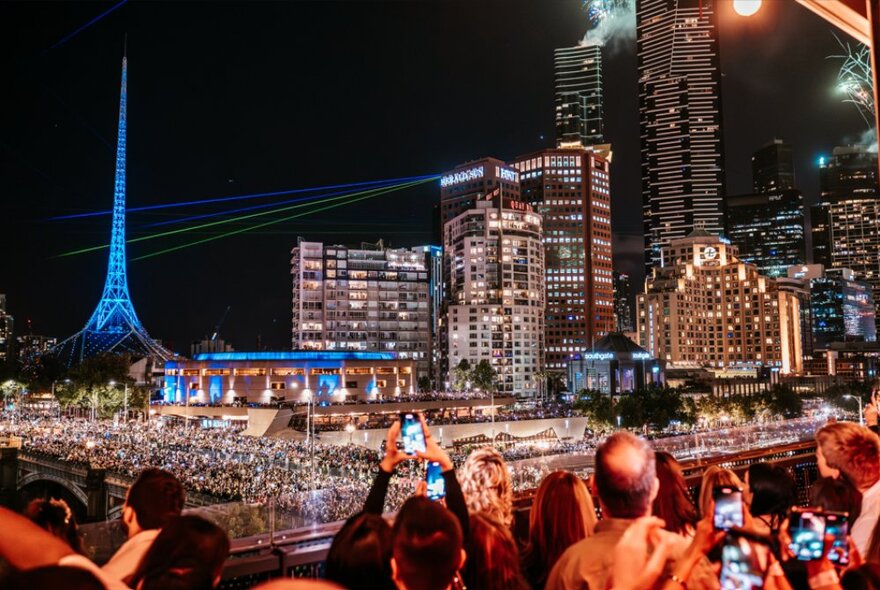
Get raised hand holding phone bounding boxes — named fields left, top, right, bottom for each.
left=415, top=413, right=454, bottom=471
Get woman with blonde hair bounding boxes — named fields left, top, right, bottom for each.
left=521, top=471, right=596, bottom=590
left=459, top=447, right=514, bottom=528
left=697, top=465, right=745, bottom=520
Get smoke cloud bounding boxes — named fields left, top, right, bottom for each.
left=580, top=0, right=636, bottom=53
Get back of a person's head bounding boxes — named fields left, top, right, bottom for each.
left=817, top=422, right=880, bottom=489
left=7, top=566, right=105, bottom=590
left=254, top=581, right=343, bottom=590
left=460, top=447, right=513, bottom=527
left=810, top=476, right=862, bottom=521
left=525, top=471, right=595, bottom=581
left=392, top=497, right=463, bottom=590
left=325, top=512, right=394, bottom=590
left=126, top=468, right=186, bottom=530
left=23, top=497, right=84, bottom=554
left=698, top=467, right=744, bottom=519
left=652, top=452, right=698, bottom=535
left=747, top=463, right=795, bottom=523
left=843, top=564, right=880, bottom=590
left=130, top=515, right=230, bottom=590
left=594, top=432, right=656, bottom=519
left=463, top=512, right=529, bottom=590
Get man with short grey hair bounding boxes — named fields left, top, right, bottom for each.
left=545, top=432, right=714, bottom=590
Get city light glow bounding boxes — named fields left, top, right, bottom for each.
left=732, top=0, right=761, bottom=17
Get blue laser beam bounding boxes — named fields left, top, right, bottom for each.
left=142, top=178, right=406, bottom=228
left=48, top=172, right=440, bottom=221
left=49, top=0, right=129, bottom=51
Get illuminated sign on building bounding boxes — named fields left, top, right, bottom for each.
left=583, top=352, right=615, bottom=360
left=441, top=166, right=484, bottom=188
left=505, top=198, right=532, bottom=212
left=702, top=246, right=717, bottom=260
left=496, top=166, right=519, bottom=183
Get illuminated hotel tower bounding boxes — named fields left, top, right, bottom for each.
left=512, top=146, right=614, bottom=371
left=554, top=43, right=604, bottom=146
left=638, top=0, right=726, bottom=271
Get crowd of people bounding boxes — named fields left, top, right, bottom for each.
left=1, top=411, right=825, bottom=526
left=5, top=412, right=880, bottom=590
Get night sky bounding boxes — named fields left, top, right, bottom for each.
left=0, top=1, right=870, bottom=354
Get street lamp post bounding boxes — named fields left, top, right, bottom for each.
left=843, top=394, right=865, bottom=426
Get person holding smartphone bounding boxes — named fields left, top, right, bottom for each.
left=363, top=413, right=469, bottom=539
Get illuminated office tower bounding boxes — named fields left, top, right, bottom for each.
left=554, top=43, right=604, bottom=146
left=291, top=240, right=431, bottom=379
left=511, top=147, right=614, bottom=371
left=811, top=146, right=880, bottom=323
left=613, top=272, right=634, bottom=333
left=752, top=139, right=795, bottom=194
left=726, top=189, right=805, bottom=278
left=637, top=230, right=802, bottom=374
left=443, top=196, right=544, bottom=397
left=638, top=0, right=726, bottom=271
left=0, top=294, right=13, bottom=364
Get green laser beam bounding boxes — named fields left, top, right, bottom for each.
left=58, top=176, right=438, bottom=258
left=130, top=178, right=434, bottom=261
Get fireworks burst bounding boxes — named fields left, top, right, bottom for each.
left=829, top=33, right=874, bottom=127
left=581, top=0, right=635, bottom=47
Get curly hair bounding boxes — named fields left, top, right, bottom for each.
left=817, top=422, right=880, bottom=490
left=459, top=447, right=513, bottom=527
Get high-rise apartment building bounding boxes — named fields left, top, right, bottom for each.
left=511, top=147, right=614, bottom=371
left=414, top=245, right=443, bottom=388
left=752, top=139, right=795, bottom=194
left=638, top=0, right=726, bottom=270
left=443, top=196, right=544, bottom=397
left=726, top=189, right=806, bottom=278
left=0, top=294, right=13, bottom=364
left=554, top=43, right=604, bottom=147
left=613, top=271, right=634, bottom=333
left=291, top=240, right=431, bottom=378
left=637, top=231, right=802, bottom=373
left=811, top=146, right=880, bottom=323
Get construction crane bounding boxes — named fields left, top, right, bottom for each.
left=211, top=305, right=231, bottom=341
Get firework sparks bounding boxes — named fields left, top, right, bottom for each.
left=829, top=33, right=874, bottom=127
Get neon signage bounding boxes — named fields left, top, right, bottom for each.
left=497, top=167, right=519, bottom=183
left=584, top=352, right=615, bottom=360
left=441, top=166, right=484, bottom=187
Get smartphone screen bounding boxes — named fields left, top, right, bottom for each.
left=720, top=534, right=766, bottom=590
left=400, top=413, right=426, bottom=456
left=788, top=510, right=826, bottom=561
left=426, top=461, right=446, bottom=501
left=825, top=512, right=849, bottom=566
left=713, top=486, right=744, bottom=530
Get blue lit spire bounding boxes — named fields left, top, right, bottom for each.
left=55, top=52, right=174, bottom=365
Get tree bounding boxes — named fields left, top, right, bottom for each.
left=471, top=360, right=496, bottom=392
left=417, top=376, right=432, bottom=392
left=58, top=353, right=137, bottom=419
left=573, top=389, right=615, bottom=430
left=452, top=359, right=471, bottom=391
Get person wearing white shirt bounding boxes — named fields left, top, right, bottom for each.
left=815, top=421, right=880, bottom=557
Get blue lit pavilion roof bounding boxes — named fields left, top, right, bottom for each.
left=191, top=351, right=399, bottom=362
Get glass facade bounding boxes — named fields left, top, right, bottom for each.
left=726, top=189, right=806, bottom=278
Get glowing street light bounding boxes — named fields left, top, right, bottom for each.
left=733, top=0, right=762, bottom=17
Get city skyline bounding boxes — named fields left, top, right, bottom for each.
left=0, top=1, right=870, bottom=353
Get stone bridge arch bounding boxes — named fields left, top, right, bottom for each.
left=17, top=472, right=90, bottom=516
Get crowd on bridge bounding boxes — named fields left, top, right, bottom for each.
left=4, top=411, right=880, bottom=590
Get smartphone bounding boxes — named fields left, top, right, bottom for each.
left=400, top=412, right=426, bottom=456
left=720, top=534, right=768, bottom=590
left=788, top=509, right=826, bottom=561
left=426, top=461, right=446, bottom=501
left=713, top=486, right=744, bottom=530
left=825, top=511, right=850, bottom=566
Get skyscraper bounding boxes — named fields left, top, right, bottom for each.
left=811, top=146, right=880, bottom=323
left=554, top=43, right=604, bottom=147
left=726, top=190, right=806, bottom=278
left=512, top=147, right=614, bottom=372
left=612, top=272, right=633, bottom=333
left=443, top=196, right=544, bottom=397
left=438, top=158, right=520, bottom=241
left=752, top=139, right=795, bottom=194
left=638, top=0, right=726, bottom=271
